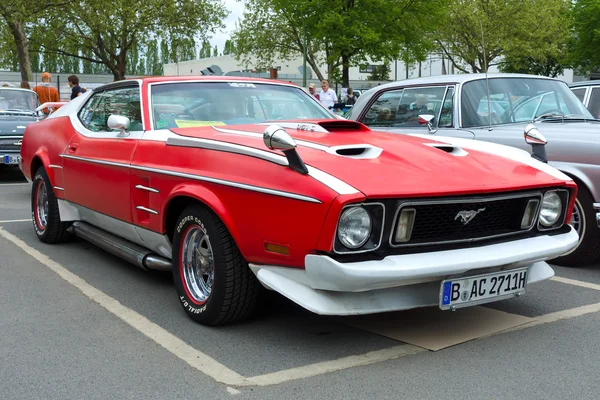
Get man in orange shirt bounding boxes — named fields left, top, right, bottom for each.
left=33, top=72, right=60, bottom=116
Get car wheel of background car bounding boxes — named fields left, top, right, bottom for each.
left=172, top=204, right=263, bottom=326
left=553, top=185, right=600, bottom=267
left=31, top=167, right=70, bottom=243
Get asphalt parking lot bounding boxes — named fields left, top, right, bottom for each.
left=1, top=166, right=600, bottom=399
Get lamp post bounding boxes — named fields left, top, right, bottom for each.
left=302, top=23, right=307, bottom=87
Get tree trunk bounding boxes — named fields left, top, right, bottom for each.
left=341, top=53, right=350, bottom=87
left=307, top=55, right=324, bottom=81
left=8, top=20, right=32, bottom=82
left=113, top=51, right=127, bottom=81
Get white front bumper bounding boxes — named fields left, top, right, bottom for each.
left=249, top=227, right=578, bottom=315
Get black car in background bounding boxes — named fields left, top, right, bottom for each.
left=0, top=88, right=40, bottom=171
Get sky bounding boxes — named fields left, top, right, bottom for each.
left=210, top=0, right=245, bottom=53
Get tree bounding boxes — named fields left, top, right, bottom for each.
left=437, top=0, right=572, bottom=73
left=199, top=40, right=212, bottom=59
left=569, top=0, right=600, bottom=75
left=499, top=55, right=567, bottom=78
left=223, top=39, right=235, bottom=55
left=32, top=0, right=227, bottom=81
left=213, top=46, right=218, bottom=57
left=367, top=63, right=391, bottom=81
left=0, top=0, right=68, bottom=81
left=233, top=0, right=448, bottom=87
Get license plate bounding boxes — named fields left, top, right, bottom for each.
left=3, top=154, right=20, bottom=164
left=439, top=268, right=528, bottom=310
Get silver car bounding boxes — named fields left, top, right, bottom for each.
left=346, top=73, right=600, bottom=267
left=569, top=80, right=600, bottom=119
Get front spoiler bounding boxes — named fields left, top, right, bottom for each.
left=249, top=227, right=578, bottom=316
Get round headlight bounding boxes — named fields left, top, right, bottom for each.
left=337, top=207, right=372, bottom=249
left=539, top=191, right=562, bottom=227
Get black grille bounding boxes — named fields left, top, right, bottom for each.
left=392, top=194, right=539, bottom=246
left=0, top=138, right=21, bottom=152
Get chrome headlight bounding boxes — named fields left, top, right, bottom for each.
left=337, top=207, right=372, bottom=249
left=539, top=191, right=562, bottom=227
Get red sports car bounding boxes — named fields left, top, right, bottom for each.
left=20, top=76, right=579, bottom=326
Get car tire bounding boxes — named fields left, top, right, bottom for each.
left=172, top=205, right=263, bottom=325
left=31, top=166, right=70, bottom=243
left=553, top=185, right=600, bottom=267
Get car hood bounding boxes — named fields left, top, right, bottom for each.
left=0, top=114, right=37, bottom=136
left=171, top=120, right=571, bottom=198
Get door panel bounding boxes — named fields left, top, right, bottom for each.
left=62, top=85, right=144, bottom=224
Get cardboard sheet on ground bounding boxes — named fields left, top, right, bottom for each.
left=338, top=306, right=533, bottom=351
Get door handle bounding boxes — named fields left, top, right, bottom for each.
left=68, top=143, right=79, bottom=153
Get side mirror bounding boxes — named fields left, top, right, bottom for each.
left=263, top=124, right=308, bottom=174
left=418, top=114, right=437, bottom=134
left=524, top=123, right=548, bottom=163
left=107, top=114, right=131, bottom=137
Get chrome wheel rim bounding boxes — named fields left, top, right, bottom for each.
left=181, top=226, right=214, bottom=303
left=569, top=199, right=583, bottom=236
left=35, top=179, right=49, bottom=231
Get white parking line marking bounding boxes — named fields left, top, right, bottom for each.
left=485, top=302, right=600, bottom=338
left=0, top=227, right=251, bottom=387
left=226, top=387, right=242, bottom=395
left=551, top=276, right=600, bottom=291
left=0, top=219, right=32, bottom=224
left=0, top=183, right=29, bottom=186
left=245, top=344, right=423, bottom=386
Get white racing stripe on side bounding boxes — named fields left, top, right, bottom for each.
left=306, top=166, right=360, bottom=195
left=0, top=228, right=251, bottom=387
left=409, top=134, right=572, bottom=181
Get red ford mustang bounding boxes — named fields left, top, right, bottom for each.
left=20, top=76, right=579, bottom=325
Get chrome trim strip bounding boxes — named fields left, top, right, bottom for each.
left=130, top=164, right=322, bottom=203
left=212, top=126, right=329, bottom=151
left=389, top=191, right=544, bottom=248
left=136, top=206, right=159, bottom=215
left=333, top=202, right=386, bottom=255
left=593, top=202, right=600, bottom=210
left=60, top=154, right=131, bottom=168
left=53, top=186, right=64, bottom=191
left=48, top=164, right=63, bottom=169
left=166, top=136, right=287, bottom=166
left=135, top=184, right=159, bottom=193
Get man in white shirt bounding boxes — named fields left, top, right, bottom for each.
left=319, top=80, right=338, bottom=110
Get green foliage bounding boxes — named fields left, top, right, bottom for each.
left=233, top=0, right=448, bottom=86
left=437, top=0, right=572, bottom=73
left=367, top=63, right=391, bottom=81
left=199, top=40, right=213, bottom=59
left=223, top=39, right=235, bottom=55
left=569, top=0, right=600, bottom=75
left=30, top=0, right=227, bottom=80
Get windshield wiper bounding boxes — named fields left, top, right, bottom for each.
left=533, top=112, right=569, bottom=122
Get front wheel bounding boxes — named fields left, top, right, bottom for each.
left=553, top=185, right=600, bottom=266
left=172, top=205, right=263, bottom=325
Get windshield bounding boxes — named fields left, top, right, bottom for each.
left=0, top=89, right=38, bottom=113
left=150, top=81, right=334, bottom=129
left=461, top=78, right=594, bottom=128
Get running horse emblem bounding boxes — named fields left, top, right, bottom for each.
left=454, top=208, right=486, bottom=225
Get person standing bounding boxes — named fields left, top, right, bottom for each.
left=308, top=83, right=320, bottom=100
left=33, top=72, right=60, bottom=115
left=343, top=88, right=357, bottom=105
left=68, top=75, right=86, bottom=99
left=319, top=80, right=337, bottom=110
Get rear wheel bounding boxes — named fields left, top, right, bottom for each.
left=172, top=205, right=263, bottom=325
left=553, top=185, right=600, bottom=266
left=31, top=167, right=70, bottom=243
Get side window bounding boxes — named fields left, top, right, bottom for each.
left=393, top=86, right=447, bottom=127
left=361, top=89, right=404, bottom=127
left=588, top=87, right=600, bottom=119
left=570, top=87, right=586, bottom=104
left=78, top=86, right=143, bottom=132
left=538, top=92, right=569, bottom=115
left=438, top=87, right=454, bottom=127
left=513, top=96, right=541, bottom=122
left=78, top=92, right=105, bottom=132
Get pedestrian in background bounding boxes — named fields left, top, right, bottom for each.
left=319, top=80, right=337, bottom=110
left=343, top=88, right=357, bottom=105
left=20, top=81, right=31, bottom=89
left=68, top=75, right=86, bottom=100
left=308, top=83, right=320, bottom=100
left=33, top=72, right=60, bottom=115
